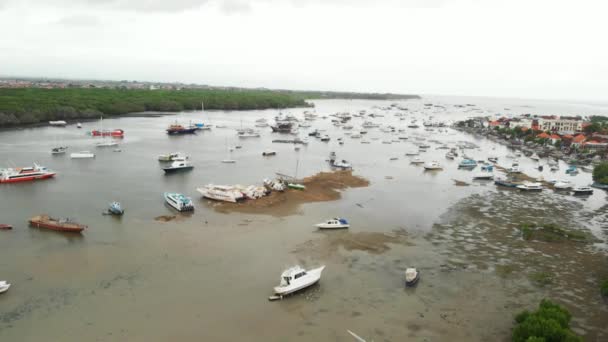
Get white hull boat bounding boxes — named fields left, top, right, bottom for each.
left=553, top=181, right=572, bottom=190
left=315, top=218, right=349, bottom=229
left=405, top=268, right=420, bottom=287
left=573, top=187, right=593, bottom=195
left=517, top=182, right=543, bottom=191
left=273, top=265, right=325, bottom=297
left=197, top=185, right=245, bottom=203
left=164, top=192, right=194, bottom=212
left=473, top=172, right=494, bottom=180
left=95, top=141, right=118, bottom=148
left=0, top=281, right=11, bottom=294
left=158, top=152, right=188, bottom=162
left=423, top=161, right=442, bottom=170
left=70, top=151, right=95, bottom=159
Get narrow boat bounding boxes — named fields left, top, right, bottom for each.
left=287, top=183, right=306, bottom=190
left=272, top=265, right=325, bottom=297
left=196, top=185, right=245, bottom=203
left=0, top=281, right=10, bottom=294
left=29, top=215, right=86, bottom=233
left=473, top=172, right=494, bottom=180
left=164, top=192, right=194, bottom=212
left=423, top=161, right=442, bottom=170
left=166, top=124, right=197, bottom=135
left=262, top=150, right=277, bottom=156
left=405, top=268, right=420, bottom=287
left=51, top=146, right=68, bottom=155
left=315, top=218, right=350, bottom=229
left=0, top=224, right=12, bottom=230
left=494, top=178, right=520, bottom=188
left=0, top=164, right=56, bottom=183
left=572, top=187, right=593, bottom=195
left=163, top=159, right=194, bottom=173
left=517, top=182, right=543, bottom=191
left=107, top=202, right=124, bottom=215
left=70, top=151, right=95, bottom=159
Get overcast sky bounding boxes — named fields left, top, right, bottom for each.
left=0, top=0, right=606, bottom=101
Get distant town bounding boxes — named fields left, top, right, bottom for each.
left=0, top=76, right=226, bottom=91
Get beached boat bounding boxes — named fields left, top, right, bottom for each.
left=164, top=192, right=194, bottom=212
left=517, top=182, right=543, bottom=191
left=458, top=159, right=477, bottom=168
left=494, top=178, right=520, bottom=188
left=70, top=151, right=95, bottom=159
left=272, top=265, right=325, bottom=296
left=405, top=268, right=420, bottom=287
left=572, top=187, right=593, bottom=195
left=49, top=120, right=67, bottom=126
left=166, top=124, right=197, bottom=135
left=530, top=153, right=540, bottom=161
left=315, top=218, right=349, bottom=229
left=0, top=164, right=56, bottom=184
left=196, top=185, right=245, bottom=203
left=51, top=146, right=68, bottom=155
left=163, top=159, right=194, bottom=173
left=0, top=224, right=12, bottom=230
left=107, top=202, right=124, bottom=215
left=0, top=281, right=10, bottom=294
left=29, top=215, right=86, bottom=233
left=565, top=165, right=579, bottom=175
left=287, top=183, right=306, bottom=190
left=423, top=161, right=442, bottom=170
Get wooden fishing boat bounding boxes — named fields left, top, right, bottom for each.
left=29, top=215, right=86, bottom=233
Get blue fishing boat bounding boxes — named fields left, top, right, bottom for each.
left=459, top=159, right=477, bottom=168
left=565, top=165, right=578, bottom=175
left=108, top=202, right=124, bottom=215
left=494, top=178, right=520, bottom=188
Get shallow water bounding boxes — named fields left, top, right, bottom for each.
left=0, top=97, right=607, bottom=341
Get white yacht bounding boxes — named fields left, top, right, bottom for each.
left=197, top=185, right=245, bottom=203
left=517, top=182, right=543, bottom=191
left=314, top=218, right=350, bottom=229
left=423, top=161, right=443, bottom=170
left=163, top=192, right=194, bottom=212
left=0, top=280, right=11, bottom=294
left=272, top=265, right=325, bottom=297
left=70, top=151, right=95, bottom=159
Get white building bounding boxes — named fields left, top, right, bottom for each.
left=539, top=118, right=583, bottom=134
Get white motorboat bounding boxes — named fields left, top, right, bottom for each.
left=320, top=135, right=330, bottom=142
left=572, top=186, right=593, bottom=195
left=473, top=172, right=494, bottom=180
left=95, top=141, right=118, bottom=148
left=70, top=151, right=95, bottom=159
left=508, top=166, right=522, bottom=173
left=315, top=218, right=350, bottom=229
left=238, top=130, right=261, bottom=138
left=163, top=159, right=194, bottom=173
left=51, top=146, right=68, bottom=155
left=517, top=182, right=543, bottom=191
left=197, top=185, right=245, bottom=203
left=273, top=265, right=325, bottom=296
left=158, top=152, right=188, bottom=162
left=553, top=181, right=573, bottom=190
left=164, top=192, right=194, bottom=212
left=410, top=157, right=424, bottom=164
left=0, top=280, right=11, bottom=294
left=445, top=152, right=455, bottom=159
left=423, top=161, right=442, bottom=170
left=405, top=268, right=420, bottom=287
left=221, top=159, right=237, bottom=164
left=530, top=153, right=540, bottom=161
left=49, top=120, right=67, bottom=126
left=76, top=123, right=82, bottom=128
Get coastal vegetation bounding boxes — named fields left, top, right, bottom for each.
left=592, top=162, right=608, bottom=184
left=519, top=223, right=590, bottom=242
left=512, top=299, right=582, bottom=342
left=0, top=88, right=419, bottom=128
left=601, top=280, right=608, bottom=298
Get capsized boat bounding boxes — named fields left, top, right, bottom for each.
left=0, top=281, right=10, bottom=294
left=272, top=265, right=325, bottom=297
left=70, top=151, right=95, bottom=159
left=197, top=185, right=245, bottom=203
left=163, top=159, right=194, bottom=173
left=107, top=202, right=124, bottom=215
left=164, top=192, right=194, bottom=212
left=0, top=164, right=56, bottom=184
left=29, top=215, right=86, bottom=233
left=405, top=268, right=420, bottom=287
left=315, top=218, right=350, bottom=229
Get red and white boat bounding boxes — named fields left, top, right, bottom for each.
left=0, top=164, right=56, bottom=184
left=91, top=129, right=124, bottom=138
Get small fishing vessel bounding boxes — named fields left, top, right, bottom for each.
left=405, top=268, right=420, bottom=287
left=458, top=159, right=477, bottom=168
left=272, top=265, right=325, bottom=297
left=29, top=215, right=87, bottom=233
left=91, top=129, right=124, bottom=137
left=107, top=202, right=124, bottom=215
left=164, top=192, right=194, bottom=212
left=423, top=161, right=442, bottom=170
left=51, top=146, right=68, bottom=155
left=262, top=150, right=277, bottom=156
left=494, top=178, right=520, bottom=188
left=517, top=182, right=543, bottom=191
left=410, top=157, right=424, bottom=165
left=0, top=224, right=12, bottom=230
left=270, top=121, right=294, bottom=133
left=197, top=185, right=245, bottom=203
left=76, top=123, right=82, bottom=128
left=405, top=151, right=419, bottom=156
left=445, top=152, right=455, bottom=159
left=163, top=159, right=194, bottom=173
left=0, top=281, right=10, bottom=294
left=473, top=172, right=494, bottom=180
left=70, top=151, right=95, bottom=159
left=320, top=135, right=330, bottom=142
left=572, top=187, right=593, bottom=195
left=158, top=152, right=188, bottom=162
left=49, top=120, right=67, bottom=126
left=166, top=124, right=197, bottom=135
left=0, top=164, right=56, bottom=183
left=315, top=218, right=350, bottom=229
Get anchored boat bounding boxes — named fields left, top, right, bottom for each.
left=272, top=265, right=325, bottom=297
left=315, top=218, right=350, bottom=229
left=163, top=159, right=194, bottom=173
left=29, top=215, right=86, bottom=233
left=164, top=192, right=194, bottom=212
left=405, top=268, right=420, bottom=287
left=0, top=164, right=56, bottom=184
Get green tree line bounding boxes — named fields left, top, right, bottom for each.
left=0, top=88, right=312, bottom=127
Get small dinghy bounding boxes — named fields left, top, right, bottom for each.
left=107, top=202, right=124, bottom=216
left=315, top=218, right=350, bottom=229
left=262, top=150, right=277, bottom=156
left=270, top=265, right=325, bottom=299
left=0, top=281, right=10, bottom=294
left=405, top=268, right=420, bottom=287
left=0, top=224, right=12, bottom=230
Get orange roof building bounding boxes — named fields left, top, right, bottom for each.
left=549, top=134, right=561, bottom=140
left=572, top=135, right=586, bottom=144
left=537, top=132, right=550, bottom=139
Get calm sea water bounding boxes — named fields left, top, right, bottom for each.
left=0, top=97, right=606, bottom=341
